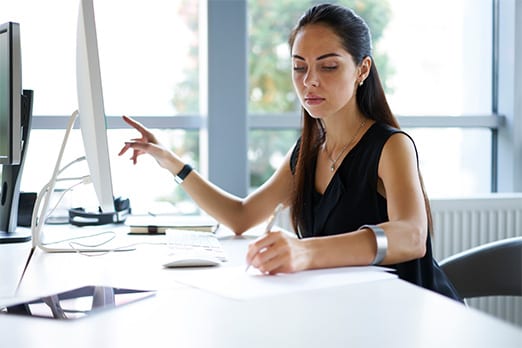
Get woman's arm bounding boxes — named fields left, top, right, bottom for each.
left=247, top=132, right=428, bottom=273
left=178, top=155, right=294, bottom=234
left=375, top=132, right=428, bottom=262
left=310, top=132, right=428, bottom=267
left=119, top=115, right=295, bottom=235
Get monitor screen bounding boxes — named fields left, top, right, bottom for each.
left=0, top=22, right=22, bottom=166
left=76, top=0, right=118, bottom=214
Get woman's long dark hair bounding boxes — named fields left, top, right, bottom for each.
left=288, top=4, right=433, bottom=236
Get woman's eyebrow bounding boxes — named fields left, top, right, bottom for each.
left=316, top=53, right=342, bottom=60
left=292, top=53, right=342, bottom=61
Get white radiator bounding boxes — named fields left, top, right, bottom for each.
left=431, top=194, right=522, bottom=327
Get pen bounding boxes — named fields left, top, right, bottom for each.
left=245, top=203, right=284, bottom=272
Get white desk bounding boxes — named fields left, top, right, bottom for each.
left=1, top=224, right=521, bottom=348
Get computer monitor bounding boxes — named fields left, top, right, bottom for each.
left=0, top=22, right=21, bottom=167
left=72, top=0, right=129, bottom=225
left=0, top=21, right=33, bottom=243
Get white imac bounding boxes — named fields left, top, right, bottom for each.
left=72, top=0, right=130, bottom=225
left=28, top=0, right=130, bottom=252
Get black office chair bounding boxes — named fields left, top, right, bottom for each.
left=439, top=236, right=522, bottom=300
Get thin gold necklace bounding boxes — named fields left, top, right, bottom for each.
left=324, top=119, right=366, bottom=172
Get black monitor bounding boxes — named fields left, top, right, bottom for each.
left=0, top=22, right=33, bottom=243
left=0, top=22, right=22, bottom=167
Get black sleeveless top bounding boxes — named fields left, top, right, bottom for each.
left=290, top=122, right=462, bottom=302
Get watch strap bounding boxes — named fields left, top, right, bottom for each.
left=174, top=164, right=193, bottom=184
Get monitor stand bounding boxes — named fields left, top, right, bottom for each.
left=0, top=90, right=33, bottom=243
left=0, top=229, right=31, bottom=243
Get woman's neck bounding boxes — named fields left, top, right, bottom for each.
left=322, top=111, right=366, bottom=149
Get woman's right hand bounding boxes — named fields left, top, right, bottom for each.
left=118, top=115, right=181, bottom=171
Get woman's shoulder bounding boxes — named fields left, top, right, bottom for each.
left=367, top=122, right=402, bottom=138
left=371, top=123, right=419, bottom=166
left=365, top=122, right=416, bottom=148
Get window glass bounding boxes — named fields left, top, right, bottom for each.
left=247, top=0, right=394, bottom=114
left=247, top=0, right=492, bottom=115
left=247, top=0, right=493, bottom=197
left=0, top=0, right=78, bottom=115
left=0, top=0, right=199, bottom=116
left=248, top=128, right=492, bottom=198
left=382, top=0, right=492, bottom=115
left=109, top=129, right=200, bottom=214
left=405, top=128, right=492, bottom=198
left=248, top=129, right=299, bottom=190
left=4, top=0, right=201, bottom=212
left=21, top=129, right=200, bottom=215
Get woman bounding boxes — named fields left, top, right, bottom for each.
left=119, top=4, right=461, bottom=301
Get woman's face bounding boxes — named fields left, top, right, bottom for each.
left=291, top=24, right=363, bottom=120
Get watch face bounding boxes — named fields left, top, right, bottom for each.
left=1, top=286, right=155, bottom=320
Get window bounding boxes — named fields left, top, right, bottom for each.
left=1, top=0, right=200, bottom=116
left=2, top=0, right=519, bottom=213
left=2, top=0, right=201, bottom=213
left=247, top=0, right=497, bottom=197
left=382, top=0, right=492, bottom=116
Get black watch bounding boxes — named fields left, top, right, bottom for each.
left=174, top=164, right=193, bottom=184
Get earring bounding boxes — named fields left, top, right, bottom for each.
left=359, top=79, right=364, bottom=86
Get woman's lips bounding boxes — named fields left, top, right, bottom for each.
left=305, top=95, right=325, bottom=105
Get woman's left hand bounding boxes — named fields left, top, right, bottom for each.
left=246, top=231, right=310, bottom=274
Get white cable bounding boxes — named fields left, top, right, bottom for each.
left=31, top=110, right=80, bottom=248
left=41, top=231, right=116, bottom=248
left=44, top=176, right=91, bottom=223
left=30, top=110, right=133, bottom=254
left=57, top=156, right=86, bottom=175
left=30, top=175, right=90, bottom=238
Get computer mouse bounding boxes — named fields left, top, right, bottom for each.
left=162, top=256, right=221, bottom=268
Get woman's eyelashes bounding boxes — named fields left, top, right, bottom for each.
left=292, top=64, right=339, bottom=73
left=322, top=65, right=338, bottom=71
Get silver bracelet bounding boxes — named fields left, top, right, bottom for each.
left=359, top=224, right=388, bottom=265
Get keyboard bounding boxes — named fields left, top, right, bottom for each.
left=166, top=229, right=227, bottom=262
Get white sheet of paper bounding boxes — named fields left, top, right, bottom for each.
left=170, top=265, right=397, bottom=300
